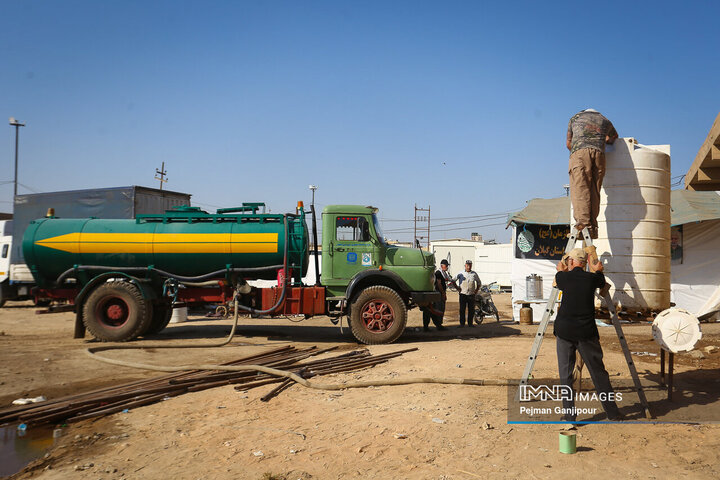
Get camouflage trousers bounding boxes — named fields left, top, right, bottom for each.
left=569, top=148, right=606, bottom=236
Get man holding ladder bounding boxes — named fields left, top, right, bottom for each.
left=554, top=248, right=624, bottom=421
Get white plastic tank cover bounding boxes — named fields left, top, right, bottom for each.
left=652, top=308, right=702, bottom=353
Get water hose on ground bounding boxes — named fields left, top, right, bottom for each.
left=86, top=295, right=517, bottom=391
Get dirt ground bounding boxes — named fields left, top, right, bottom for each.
left=2, top=293, right=720, bottom=479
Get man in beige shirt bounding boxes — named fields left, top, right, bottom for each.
left=454, top=260, right=481, bottom=327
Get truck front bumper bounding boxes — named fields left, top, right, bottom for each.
left=410, top=291, right=441, bottom=307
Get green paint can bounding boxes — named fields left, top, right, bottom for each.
left=559, top=431, right=577, bottom=454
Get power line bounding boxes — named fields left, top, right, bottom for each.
left=17, top=182, right=39, bottom=193
left=671, top=174, right=686, bottom=188
left=380, top=208, right=524, bottom=222
left=384, top=219, right=508, bottom=234
left=382, top=213, right=511, bottom=232
left=434, top=221, right=507, bottom=233
left=423, top=214, right=509, bottom=228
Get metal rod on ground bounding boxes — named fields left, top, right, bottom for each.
left=2, top=345, right=515, bottom=428
left=260, top=378, right=295, bottom=402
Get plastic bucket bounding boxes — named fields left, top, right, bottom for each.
left=169, top=303, right=188, bottom=324
left=559, top=431, right=577, bottom=454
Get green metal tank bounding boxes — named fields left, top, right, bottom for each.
left=23, top=204, right=309, bottom=287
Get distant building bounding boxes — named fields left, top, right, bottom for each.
left=430, top=238, right=511, bottom=289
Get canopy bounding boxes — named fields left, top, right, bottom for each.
left=506, top=197, right=570, bottom=227
left=507, top=190, right=720, bottom=227
left=670, top=190, right=720, bottom=226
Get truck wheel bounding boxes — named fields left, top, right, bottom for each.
left=349, top=286, right=407, bottom=345
left=0, top=281, right=9, bottom=308
left=144, top=302, right=172, bottom=335
left=83, top=282, right=153, bottom=342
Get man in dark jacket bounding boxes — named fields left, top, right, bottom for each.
left=554, top=248, right=623, bottom=422
left=423, top=259, right=450, bottom=332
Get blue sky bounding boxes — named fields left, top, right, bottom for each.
left=2, top=1, right=718, bottom=243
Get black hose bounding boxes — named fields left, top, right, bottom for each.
left=55, top=264, right=285, bottom=285
left=235, top=215, right=290, bottom=315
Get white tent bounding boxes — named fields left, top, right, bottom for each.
left=507, top=191, right=720, bottom=321
left=668, top=191, right=720, bottom=318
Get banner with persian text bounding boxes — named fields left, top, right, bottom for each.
left=515, top=223, right=570, bottom=260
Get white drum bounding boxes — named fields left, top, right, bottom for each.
left=594, top=138, right=671, bottom=313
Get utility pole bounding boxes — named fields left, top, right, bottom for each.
left=9, top=117, right=26, bottom=198
left=309, top=185, right=320, bottom=286
left=414, top=204, right=431, bottom=250
left=155, top=162, right=168, bottom=190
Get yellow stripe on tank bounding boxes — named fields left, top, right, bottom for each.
left=35, top=232, right=279, bottom=254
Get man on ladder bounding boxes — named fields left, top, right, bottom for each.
left=567, top=108, right=618, bottom=239
left=554, top=248, right=624, bottom=422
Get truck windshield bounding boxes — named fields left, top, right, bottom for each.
left=372, top=214, right=387, bottom=244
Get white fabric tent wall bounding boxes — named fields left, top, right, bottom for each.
left=670, top=219, right=720, bottom=316
left=511, top=226, right=559, bottom=323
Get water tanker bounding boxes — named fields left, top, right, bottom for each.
left=24, top=204, right=309, bottom=287
left=24, top=202, right=439, bottom=345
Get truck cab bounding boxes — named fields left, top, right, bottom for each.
left=0, top=221, right=11, bottom=306
left=321, top=205, right=438, bottom=343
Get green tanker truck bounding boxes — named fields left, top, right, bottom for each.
left=23, top=202, right=439, bottom=344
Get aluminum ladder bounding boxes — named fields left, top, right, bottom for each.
left=518, top=226, right=653, bottom=419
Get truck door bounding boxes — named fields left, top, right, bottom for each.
left=332, top=215, right=376, bottom=281
left=0, top=242, right=9, bottom=283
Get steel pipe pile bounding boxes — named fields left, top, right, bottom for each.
left=0, top=346, right=415, bottom=428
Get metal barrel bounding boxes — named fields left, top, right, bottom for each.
left=525, top=274, right=543, bottom=300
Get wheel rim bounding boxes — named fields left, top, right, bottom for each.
left=361, top=299, right=395, bottom=333
left=96, top=297, right=130, bottom=328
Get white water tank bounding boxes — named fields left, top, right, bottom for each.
left=594, top=138, right=671, bottom=313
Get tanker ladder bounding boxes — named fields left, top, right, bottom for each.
left=518, top=226, right=653, bottom=420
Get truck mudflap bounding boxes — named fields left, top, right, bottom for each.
left=410, top=291, right=441, bottom=307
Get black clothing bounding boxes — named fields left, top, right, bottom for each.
left=423, top=300, right=445, bottom=329
left=434, top=270, right=448, bottom=293
left=554, top=267, right=605, bottom=341
left=459, top=294, right=475, bottom=326
left=556, top=336, right=621, bottom=421
left=423, top=269, right=447, bottom=329
left=554, top=265, right=619, bottom=421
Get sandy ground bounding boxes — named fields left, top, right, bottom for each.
left=2, top=292, right=720, bottom=479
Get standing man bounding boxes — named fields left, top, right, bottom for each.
left=566, top=109, right=618, bottom=239
left=423, top=259, right=450, bottom=332
left=554, top=248, right=623, bottom=422
left=455, top=260, right=481, bottom=327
